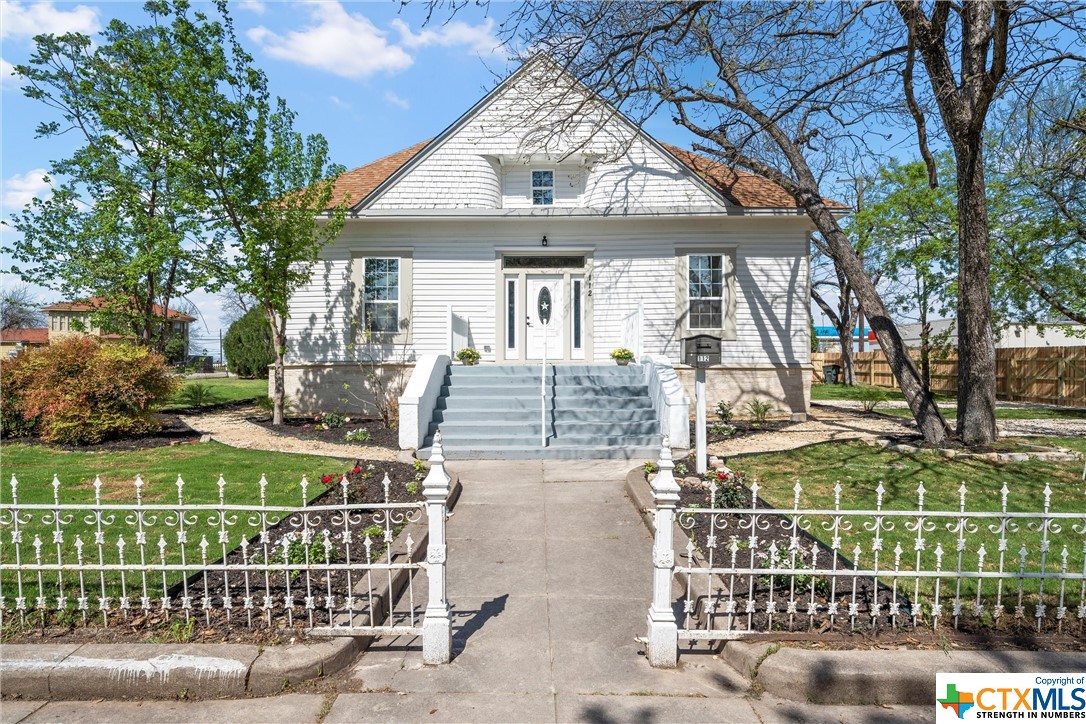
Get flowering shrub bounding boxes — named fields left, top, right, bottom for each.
left=344, top=428, right=371, bottom=443
left=707, top=467, right=749, bottom=509
left=0, top=336, right=180, bottom=444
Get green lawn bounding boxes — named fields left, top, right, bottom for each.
left=721, top=439, right=1086, bottom=603
left=811, top=384, right=1086, bottom=420
left=161, top=376, right=267, bottom=411
left=0, top=441, right=352, bottom=611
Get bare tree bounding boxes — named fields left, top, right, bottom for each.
left=810, top=241, right=859, bottom=385
left=0, top=283, right=46, bottom=330
left=893, top=1, right=1085, bottom=443
left=218, top=287, right=257, bottom=326
left=495, top=2, right=952, bottom=444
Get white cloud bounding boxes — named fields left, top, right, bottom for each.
left=0, top=1, right=100, bottom=40
left=329, top=95, right=350, bottom=108
left=2, top=168, right=50, bottom=210
left=0, top=57, right=19, bottom=91
left=391, top=17, right=504, bottom=57
left=236, top=0, right=265, bottom=15
left=384, top=91, right=409, bottom=110
left=247, top=2, right=412, bottom=79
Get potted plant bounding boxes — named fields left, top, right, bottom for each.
left=456, top=347, right=481, bottom=366
left=610, top=348, right=635, bottom=366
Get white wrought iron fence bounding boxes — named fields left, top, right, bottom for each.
left=644, top=438, right=1086, bottom=667
left=0, top=434, right=456, bottom=664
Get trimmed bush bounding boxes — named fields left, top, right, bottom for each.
left=1, top=336, right=181, bottom=444
left=223, top=307, right=274, bottom=379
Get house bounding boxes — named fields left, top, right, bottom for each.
left=283, top=57, right=822, bottom=457
left=0, top=327, right=49, bottom=357
left=41, top=297, right=195, bottom=349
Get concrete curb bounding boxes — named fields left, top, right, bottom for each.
left=0, top=477, right=462, bottom=701
left=623, top=467, right=1086, bottom=705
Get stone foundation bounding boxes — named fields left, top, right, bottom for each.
left=280, top=362, right=414, bottom=416
left=674, top=364, right=811, bottom=417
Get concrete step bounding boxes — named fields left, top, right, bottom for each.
left=440, top=383, right=650, bottom=397
left=418, top=443, right=660, bottom=461
left=429, top=419, right=660, bottom=438
left=423, top=432, right=660, bottom=449
left=449, top=364, right=638, bottom=377
left=431, top=408, right=658, bottom=424
left=436, top=395, right=654, bottom=412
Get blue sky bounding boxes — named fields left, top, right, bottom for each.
left=0, top=1, right=585, bottom=337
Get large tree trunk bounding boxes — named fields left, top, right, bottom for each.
left=954, top=144, right=997, bottom=445
left=839, top=328, right=856, bottom=385
left=267, top=309, right=287, bottom=426
left=805, top=197, right=951, bottom=444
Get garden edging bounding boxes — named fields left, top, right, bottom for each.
left=0, top=476, right=462, bottom=701
left=623, top=467, right=1086, bottom=705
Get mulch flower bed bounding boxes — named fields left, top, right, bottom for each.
left=664, top=462, right=1081, bottom=642
left=3, top=459, right=431, bottom=645
left=693, top=418, right=797, bottom=445
left=251, top=415, right=399, bottom=450
left=1, top=414, right=201, bottom=452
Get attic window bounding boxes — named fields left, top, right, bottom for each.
left=531, top=170, right=554, bottom=206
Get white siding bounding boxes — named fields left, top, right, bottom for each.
left=285, top=218, right=810, bottom=370
left=369, top=64, right=722, bottom=212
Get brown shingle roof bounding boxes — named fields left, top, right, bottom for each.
left=661, top=143, right=846, bottom=209
left=326, top=140, right=432, bottom=210
left=42, top=297, right=196, bottom=322
left=329, top=138, right=835, bottom=210
left=0, top=328, right=49, bottom=344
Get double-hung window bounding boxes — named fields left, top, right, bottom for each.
left=352, top=250, right=413, bottom=344
left=532, top=170, right=554, bottom=206
left=688, top=254, right=724, bottom=330
left=364, top=257, right=400, bottom=334
left=677, top=249, right=736, bottom=342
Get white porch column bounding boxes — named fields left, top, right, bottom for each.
left=422, top=431, right=452, bottom=664
left=646, top=436, right=679, bottom=667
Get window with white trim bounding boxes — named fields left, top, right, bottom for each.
left=531, top=170, right=554, bottom=206
left=363, top=257, right=400, bottom=334
left=688, top=254, right=724, bottom=330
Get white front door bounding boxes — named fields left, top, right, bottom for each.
left=526, top=275, right=564, bottom=361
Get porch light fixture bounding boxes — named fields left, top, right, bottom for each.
left=541, top=235, right=548, bottom=247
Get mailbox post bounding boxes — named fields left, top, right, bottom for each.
left=682, top=335, right=721, bottom=474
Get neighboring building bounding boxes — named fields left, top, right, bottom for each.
left=41, top=297, right=195, bottom=349
left=0, top=327, right=49, bottom=357
left=283, top=57, right=832, bottom=456
left=869, top=319, right=1086, bottom=351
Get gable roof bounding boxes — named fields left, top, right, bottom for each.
left=328, top=139, right=809, bottom=211
left=42, top=297, right=196, bottom=322
left=1, top=327, right=49, bottom=344
left=326, top=139, right=431, bottom=210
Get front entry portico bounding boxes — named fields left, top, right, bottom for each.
left=498, top=253, right=591, bottom=363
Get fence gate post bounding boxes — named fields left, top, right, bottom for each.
left=646, top=436, right=679, bottom=667
left=422, top=431, right=452, bottom=664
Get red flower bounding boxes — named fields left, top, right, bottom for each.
left=351, top=466, right=362, bottom=475
left=320, top=474, right=334, bottom=485
left=716, top=472, right=726, bottom=480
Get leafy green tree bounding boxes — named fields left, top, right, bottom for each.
left=223, top=306, right=274, bottom=379
left=988, top=75, right=1086, bottom=329
left=6, top=1, right=242, bottom=350
left=857, top=158, right=958, bottom=391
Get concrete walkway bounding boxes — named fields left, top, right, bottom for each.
left=3, top=460, right=927, bottom=723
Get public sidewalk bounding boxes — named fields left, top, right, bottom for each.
left=3, top=460, right=927, bottom=723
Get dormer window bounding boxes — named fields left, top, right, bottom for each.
left=532, top=170, right=554, bottom=206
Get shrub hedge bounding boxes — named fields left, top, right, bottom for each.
left=0, top=336, right=180, bottom=444
left=223, top=307, right=274, bottom=379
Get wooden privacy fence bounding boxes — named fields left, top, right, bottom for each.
left=812, top=346, right=1086, bottom=408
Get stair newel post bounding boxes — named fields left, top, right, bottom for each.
left=421, top=430, right=452, bottom=664
left=646, top=435, right=679, bottom=667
